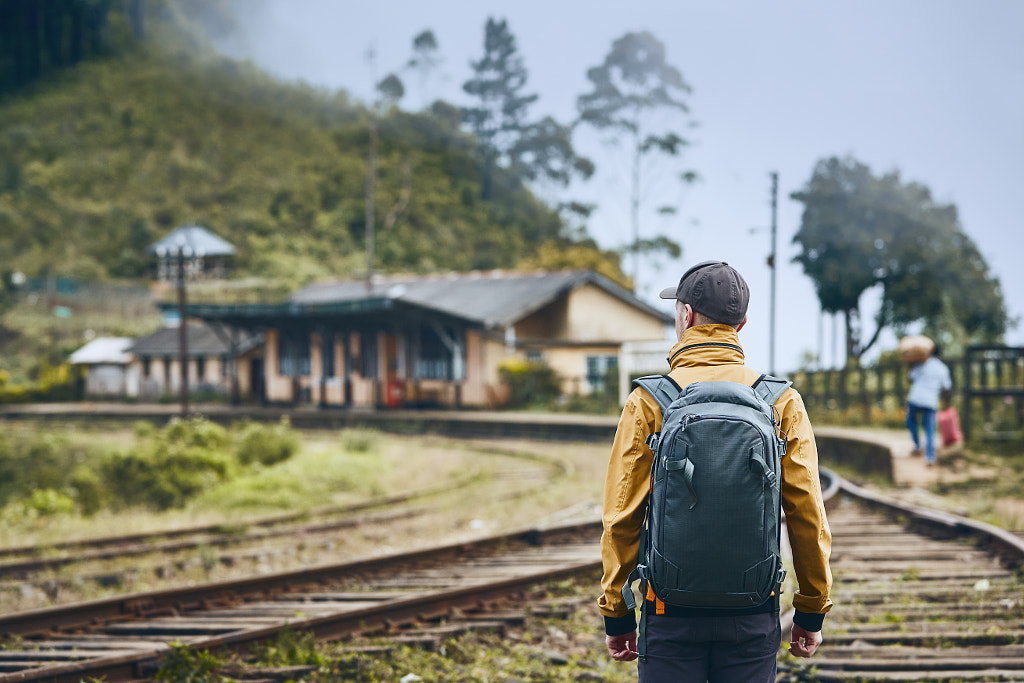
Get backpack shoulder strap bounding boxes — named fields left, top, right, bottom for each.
left=632, top=374, right=682, bottom=412
left=751, top=373, right=792, bottom=405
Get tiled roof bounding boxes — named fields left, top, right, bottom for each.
left=69, top=337, right=134, bottom=365
left=128, top=322, right=257, bottom=356
left=149, top=225, right=236, bottom=257
left=291, top=270, right=671, bottom=327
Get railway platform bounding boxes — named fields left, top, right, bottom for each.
left=1, top=402, right=987, bottom=488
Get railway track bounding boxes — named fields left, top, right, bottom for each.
left=781, top=477, right=1024, bottom=682
left=0, top=440, right=568, bottom=614
left=0, top=461, right=1021, bottom=681
left=0, top=520, right=603, bottom=682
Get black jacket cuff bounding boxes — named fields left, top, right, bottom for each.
left=604, top=613, right=637, bottom=636
left=793, top=610, right=825, bottom=632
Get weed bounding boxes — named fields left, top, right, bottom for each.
left=252, top=627, right=324, bottom=668
left=341, top=428, right=379, bottom=454
left=153, top=643, right=224, bottom=683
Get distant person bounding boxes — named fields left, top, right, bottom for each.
left=906, top=346, right=953, bottom=466
left=599, top=260, right=832, bottom=682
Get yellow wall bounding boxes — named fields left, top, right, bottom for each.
left=515, top=297, right=566, bottom=339
left=265, top=329, right=294, bottom=402
left=564, top=283, right=668, bottom=342
left=511, top=282, right=668, bottom=397
left=543, top=345, right=620, bottom=396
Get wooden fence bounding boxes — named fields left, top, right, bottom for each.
left=791, top=346, right=1024, bottom=439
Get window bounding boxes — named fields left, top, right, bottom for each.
left=361, top=330, right=378, bottom=379
left=196, top=357, right=206, bottom=382
left=278, top=331, right=311, bottom=377
left=322, top=334, right=336, bottom=377
left=415, top=325, right=453, bottom=380
left=142, top=357, right=151, bottom=378
left=586, top=355, right=619, bottom=391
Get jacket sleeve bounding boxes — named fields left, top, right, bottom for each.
left=778, top=388, right=834, bottom=631
left=597, top=391, right=659, bottom=634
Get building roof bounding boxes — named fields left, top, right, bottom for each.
left=291, top=270, right=673, bottom=328
left=149, top=225, right=236, bottom=257
left=128, top=322, right=258, bottom=357
left=69, top=337, right=134, bottom=365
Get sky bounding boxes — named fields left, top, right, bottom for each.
left=216, top=0, right=1024, bottom=374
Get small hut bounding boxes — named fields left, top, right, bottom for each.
left=149, top=225, right=235, bottom=282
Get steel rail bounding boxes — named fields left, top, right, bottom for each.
left=781, top=467, right=1024, bottom=682
left=0, top=520, right=602, bottom=682
left=2, top=441, right=564, bottom=600
left=1, top=424, right=1022, bottom=682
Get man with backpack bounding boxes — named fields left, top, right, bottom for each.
left=600, top=261, right=832, bottom=681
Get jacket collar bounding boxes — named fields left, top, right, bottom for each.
left=668, top=324, right=745, bottom=369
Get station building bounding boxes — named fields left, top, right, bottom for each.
left=183, top=269, right=673, bottom=409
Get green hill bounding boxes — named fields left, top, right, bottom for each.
left=0, top=20, right=627, bottom=386
left=1, top=44, right=621, bottom=286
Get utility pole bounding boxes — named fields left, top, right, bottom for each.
left=769, top=171, right=778, bottom=376
left=365, top=43, right=378, bottom=294
left=176, top=239, right=190, bottom=415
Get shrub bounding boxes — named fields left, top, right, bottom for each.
left=161, top=416, right=230, bottom=451
left=498, top=358, right=561, bottom=409
left=233, top=417, right=299, bottom=466
left=100, top=446, right=236, bottom=511
left=68, top=465, right=106, bottom=516
left=99, top=417, right=237, bottom=510
left=0, top=431, right=85, bottom=507
left=22, top=488, right=76, bottom=517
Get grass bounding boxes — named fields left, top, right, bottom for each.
left=148, top=577, right=641, bottom=683
left=0, top=425, right=609, bottom=614
left=4, top=417, right=1021, bottom=679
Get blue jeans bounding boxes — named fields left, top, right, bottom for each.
left=906, top=403, right=937, bottom=463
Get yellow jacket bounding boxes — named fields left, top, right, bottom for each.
left=599, top=324, right=833, bottom=634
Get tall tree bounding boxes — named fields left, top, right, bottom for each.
left=406, top=29, right=442, bottom=109
left=510, top=116, right=595, bottom=188
left=462, top=17, right=538, bottom=199
left=576, top=31, right=694, bottom=278
left=791, top=156, right=1008, bottom=363
left=376, top=73, right=405, bottom=107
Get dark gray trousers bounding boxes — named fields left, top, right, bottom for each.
left=638, top=612, right=780, bottom=683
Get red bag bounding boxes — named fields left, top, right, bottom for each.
left=937, top=406, right=963, bottom=446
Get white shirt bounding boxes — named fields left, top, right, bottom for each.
left=907, top=356, right=952, bottom=409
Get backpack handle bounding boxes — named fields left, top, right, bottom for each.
left=751, top=373, right=792, bottom=404
left=633, top=375, right=682, bottom=412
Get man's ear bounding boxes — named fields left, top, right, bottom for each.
left=736, top=314, right=748, bottom=332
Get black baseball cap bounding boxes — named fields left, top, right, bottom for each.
left=659, top=260, right=750, bottom=326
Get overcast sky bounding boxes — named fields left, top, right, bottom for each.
left=217, top=0, right=1023, bottom=373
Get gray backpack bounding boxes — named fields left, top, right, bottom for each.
left=622, top=374, right=791, bottom=612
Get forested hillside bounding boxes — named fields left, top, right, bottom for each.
left=0, top=0, right=632, bottom=298
left=0, top=2, right=628, bottom=386
left=0, top=47, right=625, bottom=288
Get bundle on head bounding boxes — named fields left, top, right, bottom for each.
left=898, top=335, right=935, bottom=363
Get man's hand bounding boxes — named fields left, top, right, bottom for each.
left=605, top=631, right=639, bottom=661
left=788, top=624, right=822, bottom=657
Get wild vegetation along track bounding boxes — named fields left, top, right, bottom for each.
left=3, top=461, right=1023, bottom=682
left=781, top=474, right=1024, bottom=683
left=0, top=521, right=602, bottom=683
left=0, top=441, right=567, bottom=610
